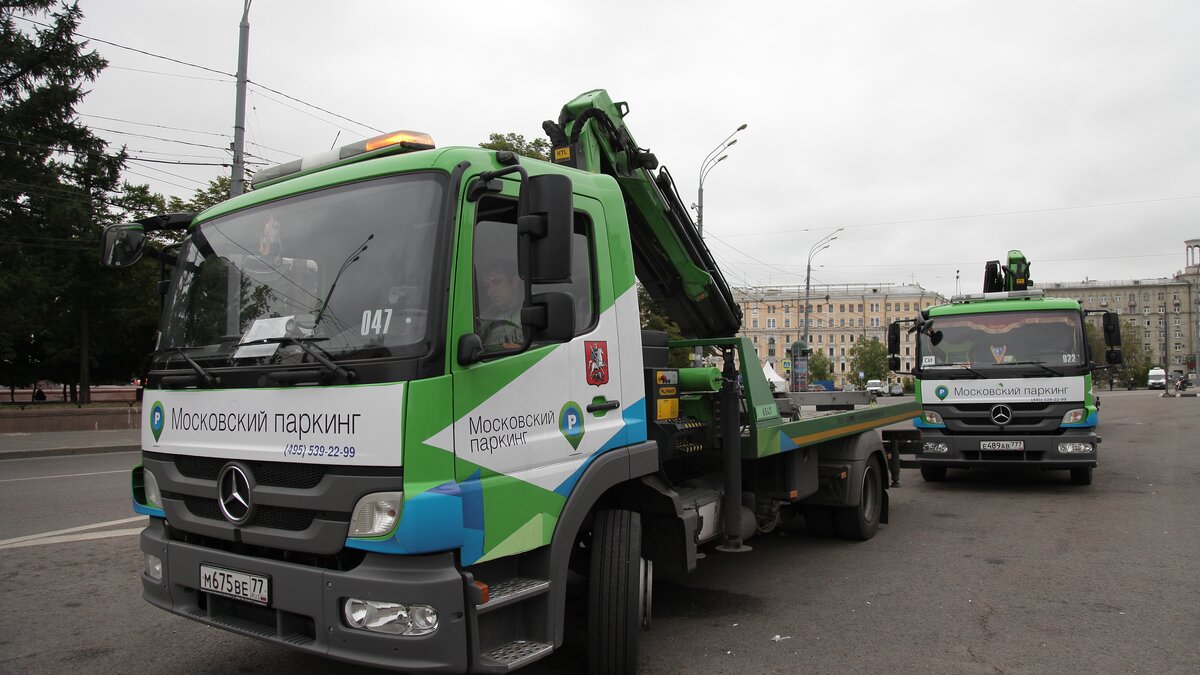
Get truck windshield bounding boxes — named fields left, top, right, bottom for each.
left=918, top=309, right=1085, bottom=374
left=157, top=173, right=445, bottom=365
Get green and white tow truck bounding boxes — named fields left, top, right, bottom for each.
left=103, top=89, right=918, bottom=673
left=887, top=251, right=1124, bottom=486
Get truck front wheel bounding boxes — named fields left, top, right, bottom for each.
left=588, top=509, right=644, bottom=675
left=835, top=456, right=884, bottom=540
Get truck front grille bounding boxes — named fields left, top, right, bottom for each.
left=175, top=456, right=328, bottom=489
left=181, top=495, right=316, bottom=531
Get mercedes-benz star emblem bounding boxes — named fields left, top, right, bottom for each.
left=990, top=404, right=1013, bottom=426
left=217, top=464, right=254, bottom=525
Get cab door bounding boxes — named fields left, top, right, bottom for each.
left=446, top=184, right=628, bottom=564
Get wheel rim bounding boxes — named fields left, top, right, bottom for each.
left=638, top=558, right=653, bottom=629
left=861, top=464, right=879, bottom=522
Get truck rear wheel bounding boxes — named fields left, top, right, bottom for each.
left=835, top=456, right=883, bottom=540
left=588, top=509, right=643, bottom=675
left=1070, top=467, right=1093, bottom=485
left=920, top=465, right=948, bottom=482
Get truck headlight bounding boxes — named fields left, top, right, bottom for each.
left=144, top=469, right=162, bottom=509
left=1058, top=442, right=1094, bottom=454
left=922, top=410, right=943, bottom=425
left=348, top=492, right=402, bottom=537
left=1061, top=409, right=1086, bottom=425
left=923, top=442, right=949, bottom=454
left=343, top=598, right=438, bottom=636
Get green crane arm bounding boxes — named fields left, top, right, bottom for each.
left=543, top=89, right=743, bottom=338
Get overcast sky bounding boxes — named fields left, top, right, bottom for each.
left=65, top=0, right=1200, bottom=299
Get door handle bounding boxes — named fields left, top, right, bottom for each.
left=587, top=399, right=621, bottom=413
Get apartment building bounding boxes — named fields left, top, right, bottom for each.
left=734, top=283, right=945, bottom=388
left=1037, top=239, right=1200, bottom=376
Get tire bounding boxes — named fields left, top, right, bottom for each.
left=835, top=457, right=883, bottom=540
left=920, top=464, right=948, bottom=482
left=802, top=505, right=838, bottom=537
left=588, top=510, right=643, bottom=675
left=1070, top=467, right=1093, bottom=486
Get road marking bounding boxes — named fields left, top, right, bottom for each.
left=0, top=469, right=128, bottom=484
left=0, top=528, right=144, bottom=550
left=0, top=516, right=145, bottom=548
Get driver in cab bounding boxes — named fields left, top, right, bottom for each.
left=479, top=262, right=525, bottom=351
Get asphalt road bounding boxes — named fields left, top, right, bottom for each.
left=1, top=390, right=1196, bottom=673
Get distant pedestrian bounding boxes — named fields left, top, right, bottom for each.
left=33, top=387, right=46, bottom=401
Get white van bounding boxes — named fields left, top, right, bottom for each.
left=1147, top=367, right=1167, bottom=390
left=866, top=379, right=884, bottom=395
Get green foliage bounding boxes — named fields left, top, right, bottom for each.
left=806, top=349, right=831, bottom=382
left=168, top=175, right=235, bottom=214
left=847, top=336, right=888, bottom=388
left=0, top=1, right=127, bottom=393
left=1111, top=319, right=1153, bottom=388
left=636, top=283, right=691, bottom=368
left=479, top=133, right=550, bottom=162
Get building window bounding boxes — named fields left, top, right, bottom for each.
left=858, top=318, right=864, bottom=327
left=783, top=305, right=790, bottom=314
left=784, top=319, right=791, bottom=328
left=767, top=318, right=777, bottom=328
left=752, top=307, right=759, bottom=317
left=768, top=305, right=776, bottom=314
left=870, top=317, right=880, bottom=327
left=840, top=318, right=846, bottom=327
left=904, top=302, right=911, bottom=311
left=1114, top=294, right=1121, bottom=302
left=839, top=304, right=846, bottom=313
left=752, top=319, right=759, bottom=328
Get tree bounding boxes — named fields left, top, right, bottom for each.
left=807, top=349, right=831, bottom=382
left=0, top=1, right=125, bottom=400
left=169, top=175, right=236, bottom=213
left=1112, top=320, right=1153, bottom=389
left=479, top=133, right=550, bottom=162
left=847, top=336, right=888, bottom=388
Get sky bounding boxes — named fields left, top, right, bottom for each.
left=51, top=0, right=1200, bottom=299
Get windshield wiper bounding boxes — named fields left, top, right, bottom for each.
left=999, top=360, right=1064, bottom=377
left=313, top=234, right=373, bottom=330
left=156, top=346, right=221, bottom=387
left=239, top=336, right=356, bottom=384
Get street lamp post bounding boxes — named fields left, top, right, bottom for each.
left=696, top=123, right=747, bottom=240
left=801, top=229, right=843, bottom=352
left=692, top=123, right=747, bottom=366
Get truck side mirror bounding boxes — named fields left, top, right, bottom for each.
left=519, top=174, right=573, bottom=283
left=524, top=291, right=575, bottom=342
left=100, top=223, right=146, bottom=267
left=1105, top=349, right=1123, bottom=366
left=888, top=356, right=901, bottom=372
left=1102, top=312, right=1122, bottom=347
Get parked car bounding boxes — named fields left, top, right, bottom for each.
left=865, top=379, right=884, bottom=395
left=888, top=383, right=904, bottom=396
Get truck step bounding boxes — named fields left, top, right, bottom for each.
left=477, top=577, right=550, bottom=613
left=481, top=640, right=553, bottom=669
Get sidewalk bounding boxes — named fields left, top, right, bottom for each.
left=0, top=429, right=140, bottom=460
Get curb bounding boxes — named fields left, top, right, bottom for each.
left=0, top=444, right=141, bottom=461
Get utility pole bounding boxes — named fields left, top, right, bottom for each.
left=230, top=1, right=252, bottom=197
left=801, top=229, right=842, bottom=350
